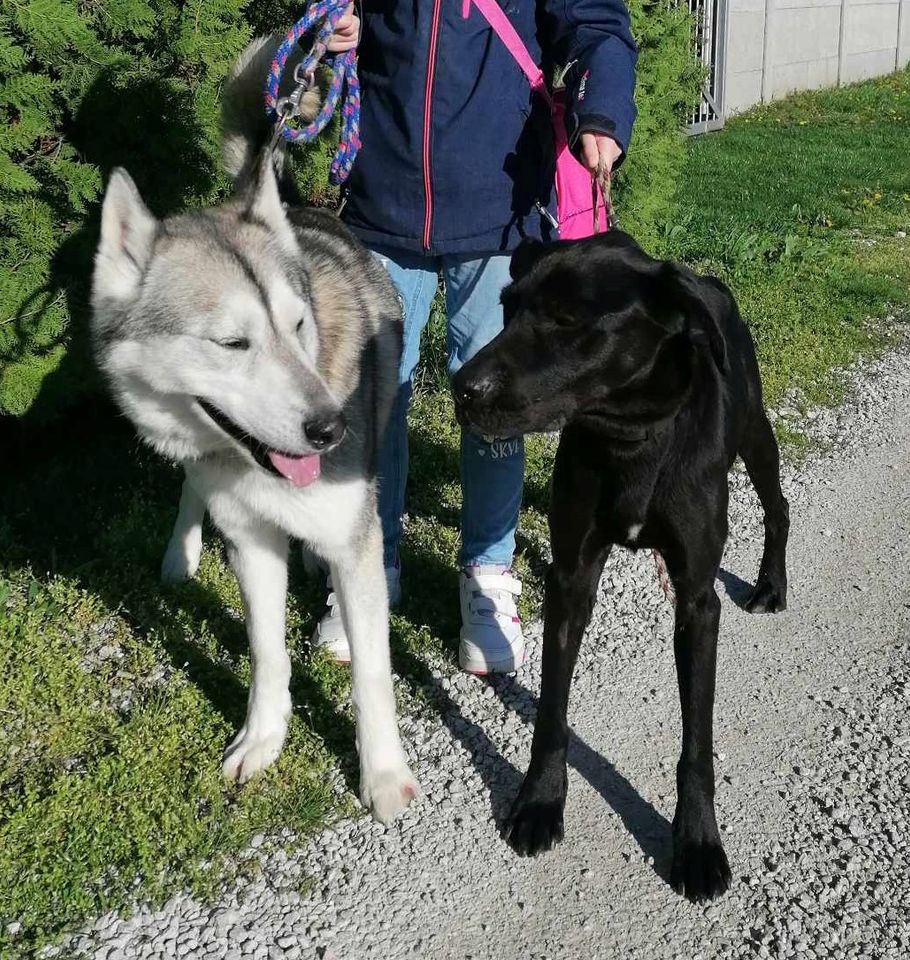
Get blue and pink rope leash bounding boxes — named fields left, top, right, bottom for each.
left=264, top=1, right=360, bottom=186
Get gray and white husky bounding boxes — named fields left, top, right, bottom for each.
left=90, top=38, right=418, bottom=824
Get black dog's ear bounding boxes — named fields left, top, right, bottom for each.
left=662, top=264, right=730, bottom=374
left=510, top=238, right=546, bottom=281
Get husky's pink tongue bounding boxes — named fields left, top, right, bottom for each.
left=267, top=451, right=321, bottom=487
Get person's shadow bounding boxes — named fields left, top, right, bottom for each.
left=1, top=408, right=671, bottom=879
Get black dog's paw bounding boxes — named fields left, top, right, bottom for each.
left=670, top=840, right=732, bottom=903
left=504, top=798, right=565, bottom=857
left=744, top=577, right=787, bottom=614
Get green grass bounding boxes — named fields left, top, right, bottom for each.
left=662, top=69, right=910, bottom=406
left=0, top=420, right=361, bottom=957
left=2, top=72, right=910, bottom=956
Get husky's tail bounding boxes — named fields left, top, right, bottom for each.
left=222, top=34, right=321, bottom=197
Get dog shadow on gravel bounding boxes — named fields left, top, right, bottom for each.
left=389, top=544, right=672, bottom=884
left=717, top=567, right=761, bottom=610
left=490, top=674, right=673, bottom=880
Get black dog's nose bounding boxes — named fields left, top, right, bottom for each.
left=455, top=376, right=494, bottom=405
left=304, top=413, right=345, bottom=450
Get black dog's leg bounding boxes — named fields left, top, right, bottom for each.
left=739, top=409, right=789, bottom=613
left=663, top=513, right=732, bottom=902
left=506, top=439, right=611, bottom=856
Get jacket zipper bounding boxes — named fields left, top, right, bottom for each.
left=422, top=0, right=443, bottom=250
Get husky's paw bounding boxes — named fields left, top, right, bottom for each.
left=222, top=722, right=288, bottom=783
left=360, top=764, right=420, bottom=825
left=161, top=534, right=203, bottom=583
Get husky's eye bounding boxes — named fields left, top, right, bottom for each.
left=216, top=337, right=250, bottom=350
left=295, top=318, right=305, bottom=334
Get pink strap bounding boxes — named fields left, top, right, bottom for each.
left=462, top=0, right=549, bottom=99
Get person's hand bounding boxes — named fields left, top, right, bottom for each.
left=326, top=3, right=360, bottom=53
left=579, top=132, right=622, bottom=176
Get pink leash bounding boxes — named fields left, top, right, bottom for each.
left=461, top=0, right=550, bottom=100
left=466, top=0, right=666, bottom=601
left=462, top=0, right=610, bottom=235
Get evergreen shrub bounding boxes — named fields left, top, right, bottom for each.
left=0, top=0, right=699, bottom=418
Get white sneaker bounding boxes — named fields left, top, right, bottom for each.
left=312, top=565, right=402, bottom=663
left=458, top=565, right=525, bottom=675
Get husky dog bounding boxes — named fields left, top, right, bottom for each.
left=90, top=38, right=418, bottom=824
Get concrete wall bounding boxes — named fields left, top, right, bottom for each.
left=723, top=0, right=910, bottom=115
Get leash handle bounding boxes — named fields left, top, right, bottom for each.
left=592, top=164, right=617, bottom=233
left=265, top=1, right=361, bottom=186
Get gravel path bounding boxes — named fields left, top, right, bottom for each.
left=57, top=343, right=910, bottom=960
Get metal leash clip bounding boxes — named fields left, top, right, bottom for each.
left=535, top=200, right=559, bottom=231
left=275, top=64, right=315, bottom=124
left=271, top=18, right=328, bottom=148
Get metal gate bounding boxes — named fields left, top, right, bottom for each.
left=686, top=0, right=728, bottom=134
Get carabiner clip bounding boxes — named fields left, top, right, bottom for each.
left=293, top=60, right=316, bottom=89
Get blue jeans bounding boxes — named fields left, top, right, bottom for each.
left=370, top=246, right=524, bottom=569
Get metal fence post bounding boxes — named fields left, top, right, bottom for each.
left=837, top=0, right=848, bottom=85
left=685, top=0, right=729, bottom=133
left=760, top=0, right=774, bottom=102
left=898, top=0, right=906, bottom=71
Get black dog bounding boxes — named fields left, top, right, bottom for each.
left=452, top=232, right=789, bottom=902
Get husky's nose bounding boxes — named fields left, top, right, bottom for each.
left=304, top=412, right=346, bottom=450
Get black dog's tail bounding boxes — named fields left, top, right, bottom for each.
left=222, top=35, right=322, bottom=203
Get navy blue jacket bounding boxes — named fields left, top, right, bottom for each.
left=341, top=0, right=637, bottom=255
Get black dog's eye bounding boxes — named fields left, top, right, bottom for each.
left=552, top=313, right=579, bottom=327
left=217, top=337, right=250, bottom=350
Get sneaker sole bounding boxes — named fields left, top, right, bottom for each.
left=458, top=647, right=525, bottom=676
left=312, top=642, right=351, bottom=665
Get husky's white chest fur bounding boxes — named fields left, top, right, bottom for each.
left=188, top=459, right=372, bottom=556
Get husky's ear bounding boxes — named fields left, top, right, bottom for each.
left=244, top=151, right=300, bottom=250
left=94, top=168, right=157, bottom=303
